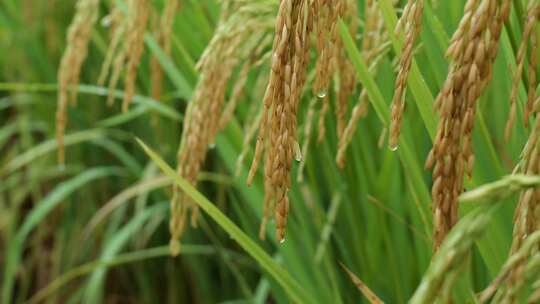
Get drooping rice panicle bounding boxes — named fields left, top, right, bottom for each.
left=389, top=0, right=424, bottom=150
left=121, top=0, right=149, bottom=112
left=312, top=0, right=340, bottom=99
left=336, top=42, right=390, bottom=168
left=334, top=0, right=358, bottom=139
left=248, top=0, right=313, bottom=242
left=220, top=34, right=272, bottom=130
left=336, top=0, right=390, bottom=168
left=97, top=7, right=125, bottom=88
left=426, top=0, right=511, bottom=250
left=316, top=0, right=358, bottom=143
left=150, top=0, right=180, bottom=102
left=506, top=0, right=539, bottom=137
left=523, top=2, right=539, bottom=128
left=170, top=2, right=276, bottom=255
left=56, top=0, right=100, bottom=165
left=98, top=0, right=149, bottom=109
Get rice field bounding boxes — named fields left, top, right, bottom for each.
left=1, top=0, right=540, bottom=303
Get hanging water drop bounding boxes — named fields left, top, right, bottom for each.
left=208, top=142, right=216, bottom=149
left=294, top=141, right=302, bottom=162
left=316, top=90, right=327, bottom=98
left=389, top=143, right=398, bottom=151
left=279, top=237, right=286, bottom=244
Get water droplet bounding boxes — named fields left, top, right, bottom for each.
left=389, top=143, right=398, bottom=151
left=101, top=15, right=112, bottom=27
left=208, top=142, right=216, bottom=149
left=294, top=141, right=302, bottom=162
left=279, top=238, right=286, bottom=244
left=316, top=90, right=327, bottom=98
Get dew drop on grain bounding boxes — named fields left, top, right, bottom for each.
left=294, top=141, right=302, bottom=162
left=316, top=90, right=327, bottom=98
left=279, top=238, right=286, bottom=244
left=208, top=142, right=216, bottom=149
left=389, top=143, right=398, bottom=152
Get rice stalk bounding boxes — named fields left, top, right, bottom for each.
left=479, top=230, right=540, bottom=303
left=248, top=0, right=313, bottom=242
left=236, top=113, right=262, bottom=177
left=426, top=0, right=511, bottom=250
left=389, top=0, right=424, bottom=150
left=505, top=0, right=539, bottom=138
left=170, top=1, right=276, bottom=255
left=56, top=0, right=100, bottom=165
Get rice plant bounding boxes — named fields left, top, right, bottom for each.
left=1, top=0, right=540, bottom=303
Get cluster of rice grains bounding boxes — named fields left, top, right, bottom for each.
left=426, top=0, right=511, bottom=250
left=249, top=0, right=388, bottom=240
left=56, top=0, right=100, bottom=164
left=312, top=0, right=344, bottom=142
left=169, top=1, right=276, bottom=255
left=247, top=0, right=313, bottom=242
left=98, top=0, right=149, bottom=112
left=57, top=0, right=151, bottom=164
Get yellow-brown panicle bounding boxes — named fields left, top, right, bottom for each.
left=248, top=0, right=313, bottom=242
left=56, top=0, right=100, bottom=165
left=426, top=0, right=511, bottom=250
